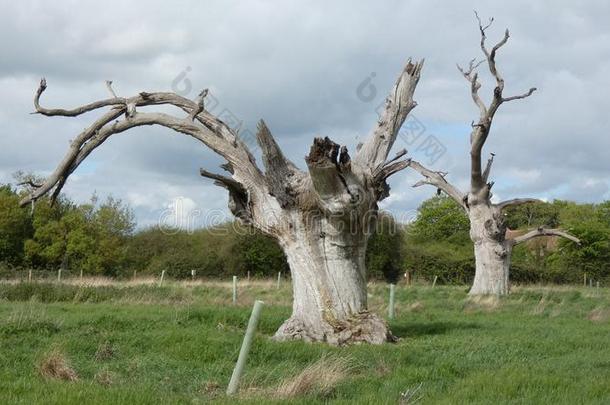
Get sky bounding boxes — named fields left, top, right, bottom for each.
left=1, top=0, right=609, bottom=230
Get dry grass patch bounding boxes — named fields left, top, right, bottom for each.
left=94, top=370, right=114, bottom=386
left=95, top=341, right=117, bottom=361
left=37, top=348, right=78, bottom=381
left=531, top=297, right=547, bottom=315
left=587, top=307, right=610, bottom=323
left=408, top=301, right=424, bottom=312
left=464, top=295, right=501, bottom=313
left=275, top=355, right=353, bottom=399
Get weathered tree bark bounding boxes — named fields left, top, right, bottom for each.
left=468, top=202, right=512, bottom=295
left=19, top=59, right=423, bottom=344
left=408, top=14, right=579, bottom=295
left=274, top=218, right=389, bottom=344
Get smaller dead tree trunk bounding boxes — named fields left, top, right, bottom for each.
left=469, top=203, right=512, bottom=295
left=408, top=14, right=580, bottom=296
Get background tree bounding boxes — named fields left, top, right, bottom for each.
left=366, top=212, right=405, bottom=283
left=408, top=14, right=580, bottom=295
left=228, top=227, right=289, bottom=279
left=405, top=196, right=474, bottom=284
left=19, top=56, right=423, bottom=344
left=24, top=195, right=134, bottom=276
left=0, top=185, right=32, bottom=266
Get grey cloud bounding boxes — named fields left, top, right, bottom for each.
left=1, top=0, right=609, bottom=227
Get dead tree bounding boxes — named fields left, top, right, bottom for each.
left=408, top=15, right=579, bottom=295
left=19, top=60, right=424, bottom=344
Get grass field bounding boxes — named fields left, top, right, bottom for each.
left=0, top=279, right=609, bottom=404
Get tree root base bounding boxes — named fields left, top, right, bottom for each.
left=272, top=312, right=396, bottom=346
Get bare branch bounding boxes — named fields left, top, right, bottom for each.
left=200, top=168, right=251, bottom=223
left=510, top=227, right=581, bottom=246
left=374, top=158, right=411, bottom=182
left=189, top=88, right=208, bottom=121
left=457, top=60, right=486, bottom=117
left=21, top=79, right=265, bottom=208
left=503, top=87, right=537, bottom=102
left=382, top=148, right=408, bottom=166
left=463, top=14, right=537, bottom=194
left=17, top=180, right=42, bottom=189
left=496, top=198, right=542, bottom=211
left=255, top=120, right=301, bottom=208
left=33, top=78, right=125, bottom=116
left=105, top=80, right=118, bottom=98
left=355, top=59, right=424, bottom=169
left=482, top=152, right=495, bottom=183
left=408, top=160, right=466, bottom=208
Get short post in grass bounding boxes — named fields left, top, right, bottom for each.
left=133, top=270, right=137, bottom=281
left=28, top=269, right=32, bottom=283
left=227, top=300, right=264, bottom=396
left=597, top=281, right=600, bottom=290
left=590, top=279, right=593, bottom=288
left=432, top=275, right=438, bottom=288
left=191, top=269, right=196, bottom=281
left=232, top=275, right=237, bottom=304
left=584, top=273, right=587, bottom=287
left=57, top=269, right=62, bottom=282
left=80, top=269, right=83, bottom=281
left=159, top=270, right=165, bottom=287
left=247, top=271, right=250, bottom=282
left=388, top=284, right=396, bottom=320
left=277, top=272, right=281, bottom=289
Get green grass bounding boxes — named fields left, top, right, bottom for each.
left=0, top=280, right=609, bottom=404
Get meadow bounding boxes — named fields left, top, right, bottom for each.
left=0, top=278, right=609, bottom=404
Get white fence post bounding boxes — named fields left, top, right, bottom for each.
left=233, top=275, right=238, bottom=304
left=388, top=284, right=396, bottom=320
left=227, top=300, right=264, bottom=395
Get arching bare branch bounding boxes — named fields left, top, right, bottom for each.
left=21, top=79, right=265, bottom=209
left=510, top=227, right=581, bottom=246
left=409, top=160, right=466, bottom=208
left=496, top=198, right=542, bottom=211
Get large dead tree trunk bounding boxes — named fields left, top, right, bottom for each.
left=19, top=59, right=423, bottom=344
left=408, top=14, right=580, bottom=296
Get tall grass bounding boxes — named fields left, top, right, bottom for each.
left=0, top=280, right=608, bottom=404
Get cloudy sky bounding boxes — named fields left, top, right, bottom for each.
left=1, top=0, right=609, bottom=229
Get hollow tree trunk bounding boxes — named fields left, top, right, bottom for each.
left=468, top=203, right=512, bottom=295
left=274, top=222, right=391, bottom=345
left=21, top=59, right=423, bottom=346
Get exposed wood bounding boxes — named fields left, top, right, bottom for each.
left=355, top=59, right=424, bottom=169
left=496, top=198, right=541, bottom=211
left=255, top=120, right=300, bottom=208
left=511, top=227, right=581, bottom=246
left=409, top=160, right=466, bottom=208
